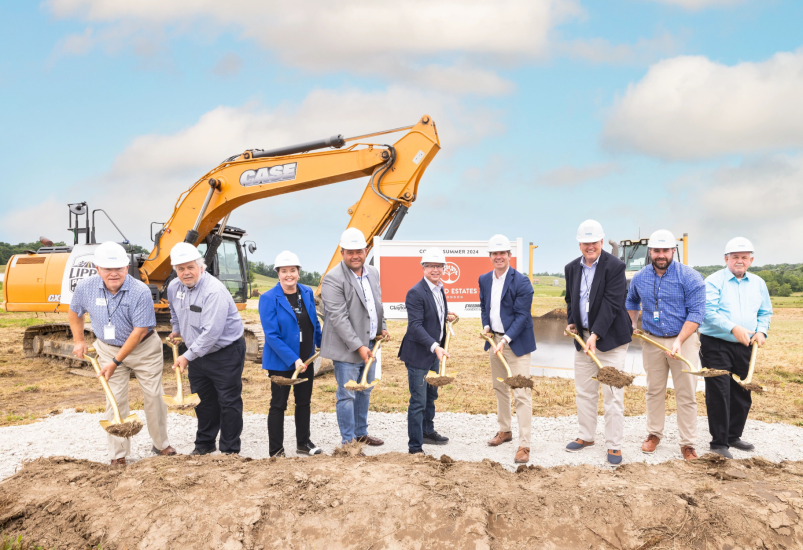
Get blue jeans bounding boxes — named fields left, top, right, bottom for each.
left=333, top=353, right=376, bottom=444
left=406, top=357, right=439, bottom=453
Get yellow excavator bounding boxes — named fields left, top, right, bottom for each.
left=4, top=115, right=441, bottom=367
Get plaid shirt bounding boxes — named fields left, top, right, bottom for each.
left=625, top=261, right=705, bottom=337
left=69, top=275, right=156, bottom=346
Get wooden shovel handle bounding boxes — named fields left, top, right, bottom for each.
left=563, top=331, right=604, bottom=370
left=85, top=347, right=123, bottom=424
left=632, top=330, right=695, bottom=372
left=480, top=332, right=513, bottom=378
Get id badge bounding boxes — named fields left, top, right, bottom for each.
left=299, top=332, right=303, bottom=342
left=653, top=311, right=660, bottom=322
left=176, top=291, right=185, bottom=299
left=104, top=325, right=116, bottom=341
left=96, top=297, right=107, bottom=306
left=585, top=303, right=589, bottom=313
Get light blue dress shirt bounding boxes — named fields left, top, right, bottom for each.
left=579, top=256, right=599, bottom=329
left=700, top=268, right=772, bottom=343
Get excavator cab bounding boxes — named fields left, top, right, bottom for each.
left=619, top=238, right=650, bottom=275
left=196, top=225, right=249, bottom=303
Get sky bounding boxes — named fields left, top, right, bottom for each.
left=1, top=0, right=801, bottom=273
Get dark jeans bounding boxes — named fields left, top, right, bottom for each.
left=267, top=364, right=314, bottom=456
left=188, top=337, right=246, bottom=453
left=701, top=334, right=753, bottom=448
left=406, top=357, right=439, bottom=453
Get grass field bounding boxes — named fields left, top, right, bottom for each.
left=250, top=273, right=278, bottom=292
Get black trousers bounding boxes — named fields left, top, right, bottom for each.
left=188, top=337, right=246, bottom=453
left=700, top=334, right=753, bottom=448
left=267, top=364, right=314, bottom=456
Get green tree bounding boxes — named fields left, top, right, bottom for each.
left=766, top=280, right=780, bottom=296
left=777, top=283, right=793, bottom=297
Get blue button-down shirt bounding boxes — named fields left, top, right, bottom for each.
left=700, top=268, right=772, bottom=343
left=625, top=261, right=705, bottom=337
left=168, top=271, right=244, bottom=361
left=579, top=256, right=598, bottom=329
left=69, top=274, right=156, bottom=346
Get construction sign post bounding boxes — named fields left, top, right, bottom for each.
left=373, top=238, right=524, bottom=319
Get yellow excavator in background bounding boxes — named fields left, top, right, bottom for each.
left=4, top=115, right=441, bottom=367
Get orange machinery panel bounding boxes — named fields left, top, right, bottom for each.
left=4, top=253, right=71, bottom=311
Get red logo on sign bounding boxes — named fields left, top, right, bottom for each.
left=442, top=262, right=460, bottom=284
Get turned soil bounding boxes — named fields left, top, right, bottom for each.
left=1, top=453, right=802, bottom=549
left=595, top=366, right=635, bottom=388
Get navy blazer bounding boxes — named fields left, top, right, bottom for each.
left=564, top=250, right=632, bottom=353
left=479, top=268, right=536, bottom=356
left=398, top=278, right=448, bottom=369
left=259, top=283, right=322, bottom=371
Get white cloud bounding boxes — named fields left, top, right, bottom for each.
left=603, top=50, right=803, bottom=160
left=2, top=87, right=502, bottom=267
left=211, top=52, right=242, bottom=77
left=640, top=0, right=745, bottom=9
left=45, top=0, right=582, bottom=95
left=537, top=162, right=624, bottom=186
left=558, top=31, right=683, bottom=65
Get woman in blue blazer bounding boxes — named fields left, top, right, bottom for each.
left=259, top=251, right=322, bottom=457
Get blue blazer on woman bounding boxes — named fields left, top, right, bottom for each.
left=259, top=283, right=322, bottom=372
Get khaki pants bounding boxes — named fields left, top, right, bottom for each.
left=642, top=331, right=699, bottom=447
left=95, top=334, right=170, bottom=459
left=489, top=334, right=532, bottom=447
left=574, top=344, right=628, bottom=450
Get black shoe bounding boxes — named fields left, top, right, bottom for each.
left=422, top=431, right=449, bottom=445
left=297, top=440, right=323, bottom=456
left=270, top=448, right=286, bottom=458
left=409, top=449, right=425, bottom=455
left=709, top=446, right=733, bottom=459
left=728, top=438, right=755, bottom=451
left=190, top=446, right=215, bottom=456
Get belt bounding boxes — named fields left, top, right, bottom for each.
left=492, top=331, right=505, bottom=336
left=643, top=330, right=678, bottom=339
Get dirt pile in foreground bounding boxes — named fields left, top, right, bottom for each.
left=1, top=453, right=801, bottom=549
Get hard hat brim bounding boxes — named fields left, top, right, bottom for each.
left=93, top=258, right=130, bottom=269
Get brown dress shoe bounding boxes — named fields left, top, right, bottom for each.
left=355, top=435, right=384, bottom=446
left=153, top=445, right=178, bottom=456
left=110, top=458, right=127, bottom=467
left=681, top=445, right=698, bottom=461
left=514, top=447, right=530, bottom=464
left=641, top=434, right=660, bottom=454
left=488, top=431, right=513, bottom=446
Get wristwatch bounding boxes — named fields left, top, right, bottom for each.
left=112, top=357, right=123, bottom=366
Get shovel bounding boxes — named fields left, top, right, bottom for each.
left=632, top=329, right=728, bottom=377
left=84, top=347, right=144, bottom=438
left=564, top=330, right=635, bottom=388
left=732, top=341, right=766, bottom=393
left=270, top=350, right=321, bottom=386
left=163, top=338, right=201, bottom=408
left=427, top=316, right=459, bottom=387
left=343, top=337, right=386, bottom=392
left=481, top=332, right=533, bottom=389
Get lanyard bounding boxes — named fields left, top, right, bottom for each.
left=653, top=269, right=665, bottom=314
left=581, top=264, right=593, bottom=302
left=285, top=290, right=304, bottom=327
left=104, top=287, right=125, bottom=325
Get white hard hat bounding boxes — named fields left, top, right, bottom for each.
left=647, top=229, right=677, bottom=249
left=725, top=237, right=754, bottom=255
left=339, top=227, right=368, bottom=250
left=421, top=248, right=446, bottom=265
left=92, top=242, right=129, bottom=269
left=274, top=250, right=301, bottom=269
left=576, top=220, right=604, bottom=242
left=488, top=234, right=511, bottom=252
left=170, top=242, right=203, bottom=266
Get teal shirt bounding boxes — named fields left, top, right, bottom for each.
left=700, top=268, right=772, bottom=343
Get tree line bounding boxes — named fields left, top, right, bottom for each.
left=0, top=241, right=67, bottom=264
left=694, top=264, right=802, bottom=297
left=250, top=261, right=322, bottom=286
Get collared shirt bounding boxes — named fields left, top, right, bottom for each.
left=579, top=255, right=599, bottom=330
left=625, top=261, right=705, bottom=337
left=69, top=274, right=156, bottom=346
left=424, top=277, right=445, bottom=348
left=167, top=271, right=244, bottom=361
left=351, top=267, right=378, bottom=339
left=700, top=268, right=772, bottom=343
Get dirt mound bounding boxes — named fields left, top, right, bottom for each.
left=504, top=374, right=533, bottom=388
left=741, top=382, right=766, bottom=393
left=695, top=368, right=731, bottom=377
left=595, top=366, right=635, bottom=388
left=103, top=420, right=143, bottom=438
left=426, top=375, right=454, bottom=387
left=3, top=453, right=801, bottom=549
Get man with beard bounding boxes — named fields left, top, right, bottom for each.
left=626, top=230, right=705, bottom=461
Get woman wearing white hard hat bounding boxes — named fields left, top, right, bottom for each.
left=68, top=241, right=175, bottom=465
left=698, top=237, right=773, bottom=459
left=259, top=251, right=323, bottom=457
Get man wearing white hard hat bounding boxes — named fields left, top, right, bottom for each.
left=626, top=229, right=705, bottom=461
left=479, top=234, right=535, bottom=464
left=68, top=241, right=174, bottom=465
left=565, top=221, right=632, bottom=465
left=398, top=248, right=457, bottom=454
left=167, top=242, right=245, bottom=455
left=699, top=237, right=772, bottom=459
left=321, top=227, right=389, bottom=447
left=259, top=251, right=323, bottom=457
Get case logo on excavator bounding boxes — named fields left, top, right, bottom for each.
left=239, top=163, right=298, bottom=187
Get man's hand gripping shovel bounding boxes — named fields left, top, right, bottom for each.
left=732, top=341, right=766, bottom=393
left=344, top=336, right=387, bottom=392
left=632, top=329, right=728, bottom=377
left=84, top=348, right=144, bottom=438
left=480, top=332, right=533, bottom=389
left=270, top=350, right=321, bottom=386
left=163, top=337, right=201, bottom=408
left=564, top=330, right=635, bottom=388
left=427, top=315, right=459, bottom=387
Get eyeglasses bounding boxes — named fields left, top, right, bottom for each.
left=423, top=264, right=445, bottom=270
left=98, top=267, right=128, bottom=274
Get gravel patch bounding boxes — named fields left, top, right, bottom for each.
left=2, top=410, right=801, bottom=479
